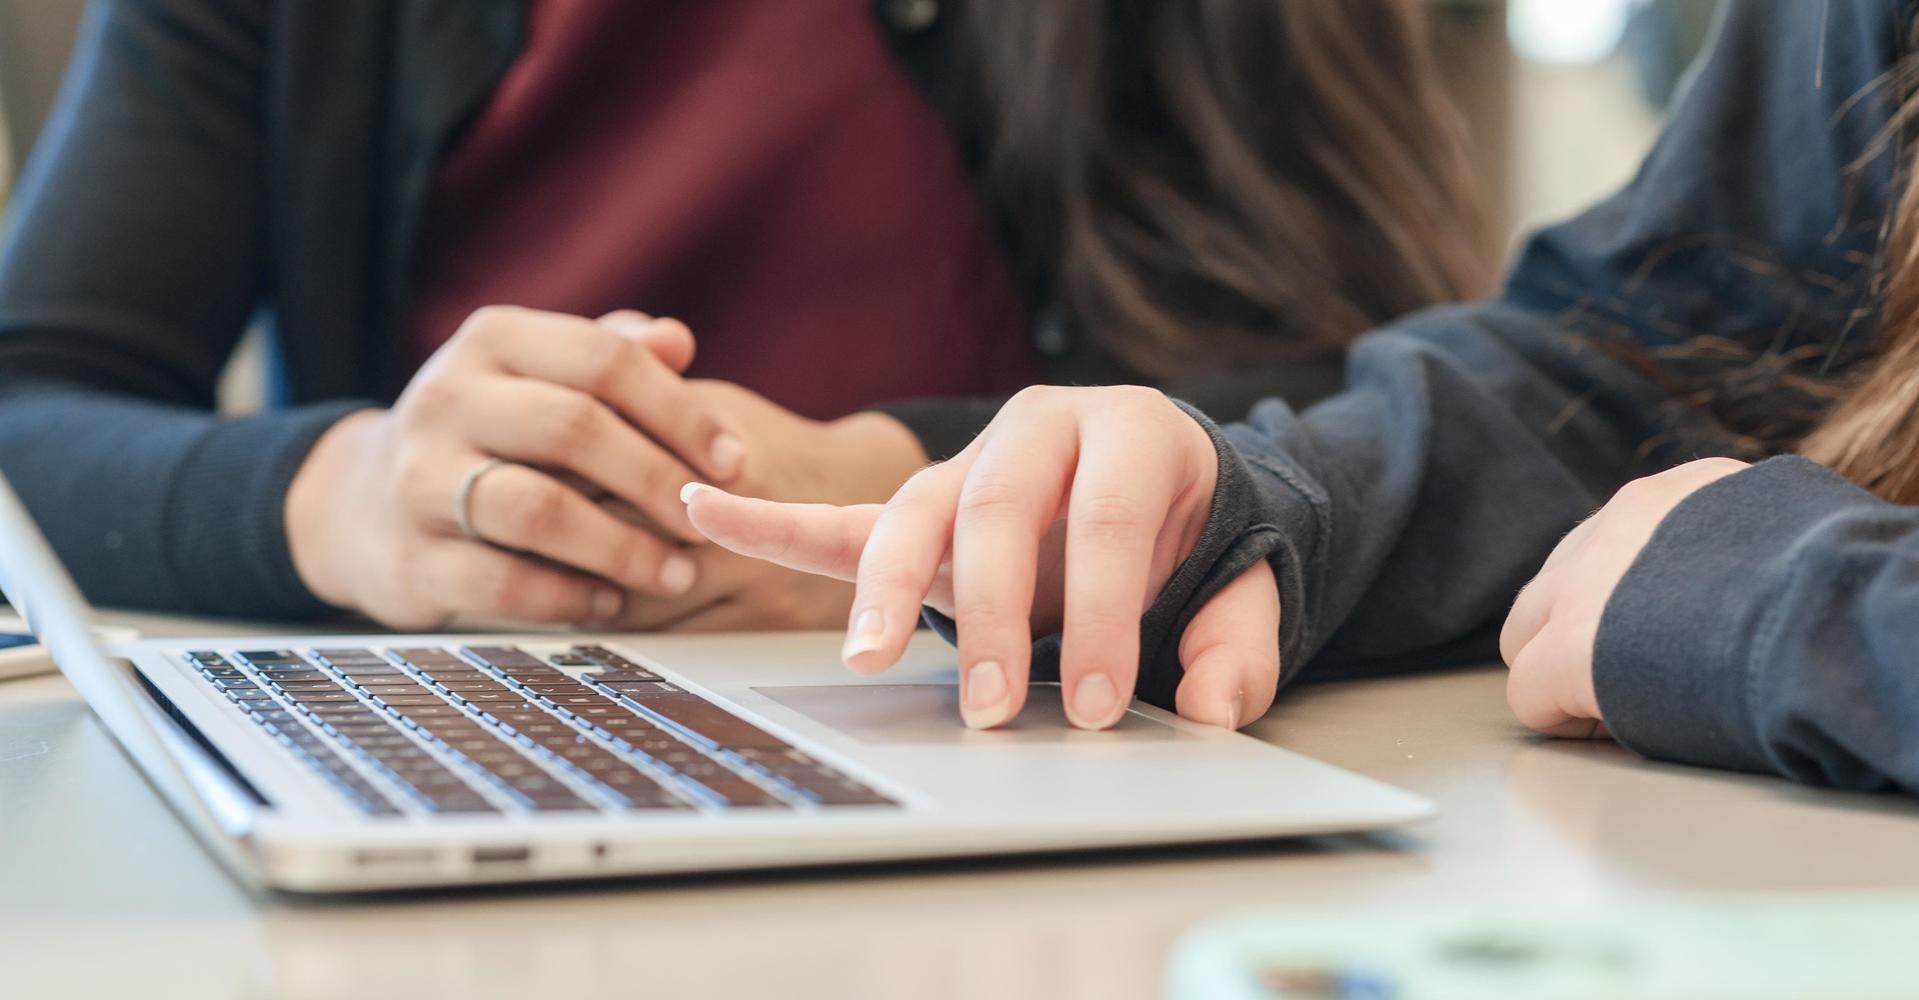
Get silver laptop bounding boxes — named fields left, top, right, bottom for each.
left=0, top=470, right=1431, bottom=893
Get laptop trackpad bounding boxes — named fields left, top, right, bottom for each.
left=751, top=684, right=1191, bottom=745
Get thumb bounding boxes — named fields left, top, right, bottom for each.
left=1173, top=560, right=1282, bottom=729
left=599, top=310, right=697, bottom=373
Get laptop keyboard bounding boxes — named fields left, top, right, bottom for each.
left=181, top=643, right=897, bottom=817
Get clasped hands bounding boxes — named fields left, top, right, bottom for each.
left=285, top=306, right=925, bottom=633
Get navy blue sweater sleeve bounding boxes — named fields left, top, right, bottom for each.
left=1596, top=456, right=1919, bottom=792
left=0, top=0, right=364, bottom=617
left=1123, top=0, right=1912, bottom=740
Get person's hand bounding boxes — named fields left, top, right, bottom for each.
left=284, top=306, right=744, bottom=629
left=608, top=379, right=928, bottom=631
left=682, top=385, right=1283, bottom=731
left=1500, top=457, right=1749, bottom=738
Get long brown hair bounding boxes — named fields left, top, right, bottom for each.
left=1801, top=19, right=1919, bottom=502
left=955, top=0, right=1493, bottom=378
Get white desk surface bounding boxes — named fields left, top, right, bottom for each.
left=4, top=612, right=1917, bottom=999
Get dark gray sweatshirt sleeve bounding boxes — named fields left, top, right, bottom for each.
left=1595, top=456, right=1919, bottom=792
left=0, top=0, right=362, bottom=617
left=1118, top=0, right=1909, bottom=724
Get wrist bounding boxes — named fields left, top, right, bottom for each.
left=285, top=408, right=382, bottom=609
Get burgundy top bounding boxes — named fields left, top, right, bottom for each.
left=408, top=0, right=1038, bottom=420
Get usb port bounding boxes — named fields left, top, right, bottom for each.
left=471, top=845, right=531, bottom=865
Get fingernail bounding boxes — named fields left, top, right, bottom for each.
left=590, top=588, right=623, bottom=623
left=844, top=606, right=886, bottom=664
left=708, top=434, right=746, bottom=480
left=679, top=481, right=713, bottom=505
left=841, top=608, right=885, bottom=664
left=600, top=312, right=653, bottom=337
left=658, top=554, right=697, bottom=595
left=962, top=660, right=1011, bottom=729
left=1070, top=673, right=1118, bottom=729
left=1228, top=692, right=1245, bottom=731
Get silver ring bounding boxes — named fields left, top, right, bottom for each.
left=453, top=457, right=509, bottom=542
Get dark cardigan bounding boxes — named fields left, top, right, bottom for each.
left=0, top=0, right=1338, bottom=619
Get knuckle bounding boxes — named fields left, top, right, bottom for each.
left=1074, top=492, right=1150, bottom=538
left=524, top=580, right=587, bottom=621
left=540, top=395, right=604, bottom=461
left=955, top=594, right=1020, bottom=631
left=1612, top=476, right=1655, bottom=503
left=1001, top=384, right=1063, bottom=417
left=857, top=560, right=922, bottom=595
left=1007, top=385, right=1051, bottom=407
left=456, top=305, right=520, bottom=347
left=605, top=529, right=662, bottom=583
left=890, top=464, right=948, bottom=507
left=1067, top=603, right=1136, bottom=637
left=581, top=335, right=634, bottom=396
left=1104, top=384, right=1167, bottom=410
left=392, top=441, right=437, bottom=488
left=956, top=471, right=1027, bottom=520
left=468, top=559, right=522, bottom=611
left=501, top=478, right=569, bottom=539
left=628, top=451, right=675, bottom=504
left=1694, top=457, right=1749, bottom=477
left=399, top=376, right=458, bottom=424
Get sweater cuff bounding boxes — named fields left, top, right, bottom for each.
left=1593, top=455, right=1867, bottom=773
left=163, top=400, right=372, bottom=619
left=870, top=396, right=1007, bottom=462
left=923, top=400, right=1294, bottom=711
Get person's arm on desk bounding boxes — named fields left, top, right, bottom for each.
left=0, top=0, right=359, bottom=620
left=1502, top=455, right=1919, bottom=794
left=684, top=0, right=1913, bottom=750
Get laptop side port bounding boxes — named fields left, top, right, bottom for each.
left=471, top=845, right=532, bottom=866
left=353, top=847, right=437, bottom=868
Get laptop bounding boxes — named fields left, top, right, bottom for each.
left=0, top=469, right=1432, bottom=893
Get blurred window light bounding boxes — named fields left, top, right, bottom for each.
left=1508, top=0, right=1639, bottom=64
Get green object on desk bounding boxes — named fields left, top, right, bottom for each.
left=1166, top=894, right=1919, bottom=999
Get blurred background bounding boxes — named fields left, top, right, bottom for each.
left=0, top=0, right=1716, bottom=403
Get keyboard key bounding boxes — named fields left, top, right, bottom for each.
left=235, top=650, right=300, bottom=665
left=252, top=664, right=328, bottom=676
left=391, top=648, right=464, bottom=665
left=570, top=645, right=662, bottom=679
left=581, top=668, right=666, bottom=685
left=290, top=690, right=362, bottom=704
left=604, top=689, right=785, bottom=750
left=733, top=749, right=897, bottom=807
left=460, top=645, right=546, bottom=671
left=311, top=648, right=389, bottom=663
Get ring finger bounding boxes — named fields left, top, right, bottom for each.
left=456, top=459, right=696, bottom=599
left=456, top=374, right=703, bottom=540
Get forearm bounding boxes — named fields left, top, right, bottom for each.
left=1597, top=457, right=1919, bottom=793
left=0, top=382, right=367, bottom=618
